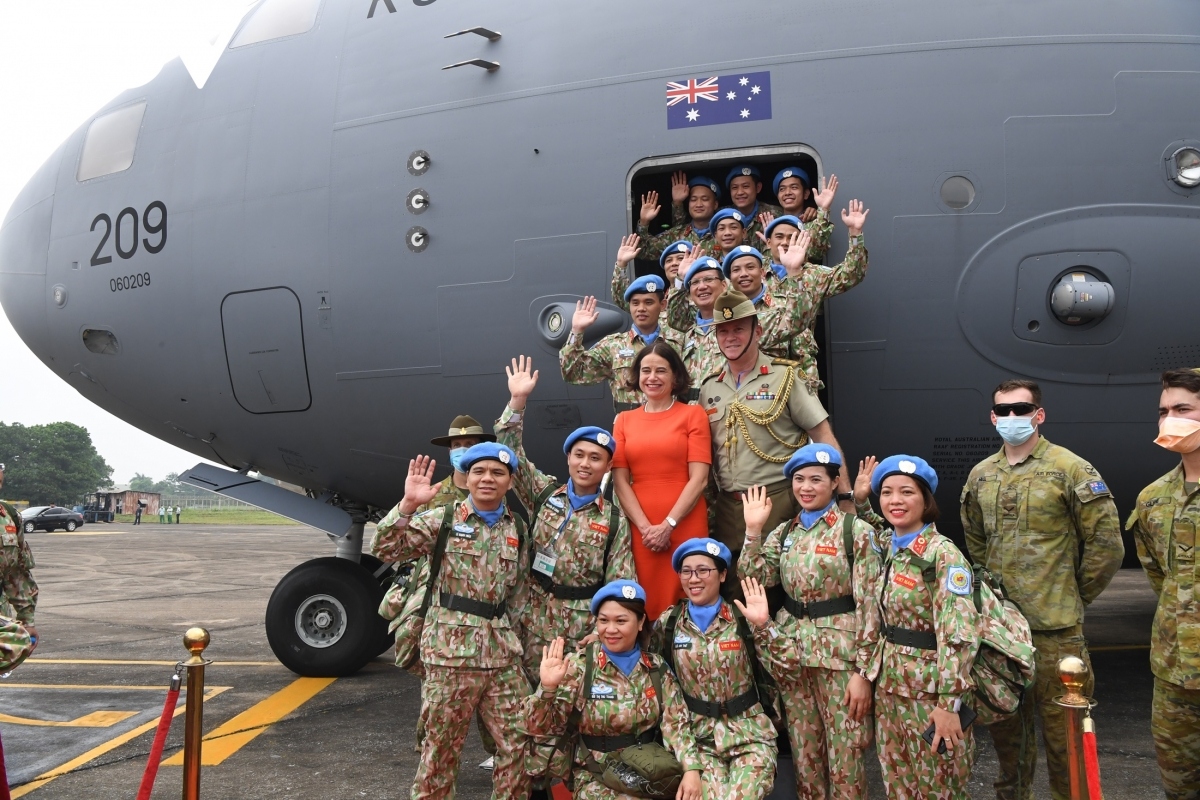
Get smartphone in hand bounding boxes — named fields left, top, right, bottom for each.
left=921, top=705, right=978, bottom=755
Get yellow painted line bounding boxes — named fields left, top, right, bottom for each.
left=9, top=686, right=230, bottom=799
left=161, top=677, right=336, bottom=766
left=0, top=683, right=233, bottom=691
left=0, top=710, right=137, bottom=727
left=46, top=530, right=127, bottom=536
left=24, top=658, right=280, bottom=666
left=1090, top=644, right=1150, bottom=652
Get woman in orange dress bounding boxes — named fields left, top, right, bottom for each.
left=611, top=339, right=712, bottom=620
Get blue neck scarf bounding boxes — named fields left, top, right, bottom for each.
left=566, top=480, right=599, bottom=512
left=751, top=285, right=767, bottom=306
left=474, top=502, right=505, bottom=528
left=695, top=312, right=715, bottom=335
left=769, top=260, right=787, bottom=281
left=799, top=501, right=836, bottom=530
left=892, top=524, right=932, bottom=553
left=634, top=325, right=660, bottom=345
left=688, top=598, right=722, bottom=633
left=692, top=220, right=712, bottom=238
left=602, top=645, right=642, bottom=676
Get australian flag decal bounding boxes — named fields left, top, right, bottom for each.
left=667, top=71, right=772, bottom=130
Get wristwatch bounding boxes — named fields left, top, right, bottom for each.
left=836, top=492, right=854, bottom=503
left=665, top=516, right=678, bottom=529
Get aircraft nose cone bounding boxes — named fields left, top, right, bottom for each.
left=0, top=149, right=60, bottom=362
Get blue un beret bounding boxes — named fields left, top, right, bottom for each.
left=684, top=256, right=724, bottom=287
left=709, top=208, right=746, bottom=231
left=726, top=164, right=761, bottom=189
left=624, top=274, right=666, bottom=301
left=773, top=167, right=812, bottom=195
left=461, top=442, right=519, bottom=474
left=721, top=245, right=764, bottom=277
left=563, top=426, right=615, bottom=456
left=765, top=215, right=804, bottom=238
left=658, top=240, right=693, bottom=269
left=783, top=443, right=843, bottom=479
left=590, top=579, right=647, bottom=615
left=871, top=454, right=939, bottom=495
left=672, top=538, right=732, bottom=572
left=687, top=176, right=721, bottom=199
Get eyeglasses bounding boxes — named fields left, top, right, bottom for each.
left=992, top=402, right=1039, bottom=416
left=680, top=567, right=717, bottom=579
left=688, top=276, right=722, bottom=288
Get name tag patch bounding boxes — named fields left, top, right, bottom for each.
left=814, top=545, right=838, bottom=556
left=719, top=640, right=741, bottom=652
left=893, top=574, right=918, bottom=590
left=673, top=634, right=693, bottom=650
left=547, top=496, right=566, bottom=509
left=589, top=522, right=610, bottom=535
left=590, top=683, right=615, bottom=699
left=452, top=523, right=477, bottom=540
left=618, top=348, right=636, bottom=358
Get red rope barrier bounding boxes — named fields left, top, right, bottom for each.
left=136, top=672, right=182, bottom=800
left=0, top=725, right=12, bottom=800
left=1083, top=716, right=1102, bottom=799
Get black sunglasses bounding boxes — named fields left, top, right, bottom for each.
left=992, top=402, right=1039, bottom=416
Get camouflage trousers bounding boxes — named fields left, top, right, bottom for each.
left=778, top=666, right=871, bottom=800
left=875, top=689, right=975, bottom=800
left=989, top=625, right=1092, bottom=800
left=694, top=735, right=777, bottom=800
left=1151, top=676, right=1200, bottom=800
left=412, top=663, right=530, bottom=800
left=0, top=614, right=32, bottom=672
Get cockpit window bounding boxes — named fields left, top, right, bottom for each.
left=76, top=102, right=147, bottom=182
left=230, top=0, right=321, bottom=48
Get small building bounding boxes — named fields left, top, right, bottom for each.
left=89, top=489, right=164, bottom=516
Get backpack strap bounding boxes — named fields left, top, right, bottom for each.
left=730, top=602, right=779, bottom=721
left=660, top=602, right=686, bottom=676
left=418, top=509, right=456, bottom=623
left=842, top=511, right=856, bottom=570
left=878, top=545, right=940, bottom=651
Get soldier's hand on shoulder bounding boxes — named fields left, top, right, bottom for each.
left=800, top=207, right=819, bottom=223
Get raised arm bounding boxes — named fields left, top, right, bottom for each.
left=559, top=297, right=612, bottom=386
left=496, top=355, right=558, bottom=510
left=610, top=234, right=643, bottom=312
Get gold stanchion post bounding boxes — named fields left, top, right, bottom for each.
left=180, top=627, right=212, bottom=800
left=1053, top=655, right=1094, bottom=800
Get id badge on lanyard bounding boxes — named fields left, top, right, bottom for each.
left=532, top=505, right=574, bottom=578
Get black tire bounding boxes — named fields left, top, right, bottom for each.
left=65, top=521, right=78, bottom=532
left=358, top=554, right=397, bottom=657
left=266, top=557, right=383, bottom=677
left=23, top=521, right=34, bottom=533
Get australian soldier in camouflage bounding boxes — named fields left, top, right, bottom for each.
left=384, top=448, right=532, bottom=800
left=0, top=492, right=37, bottom=673
left=1128, top=367, right=1200, bottom=799
left=961, top=380, right=1123, bottom=800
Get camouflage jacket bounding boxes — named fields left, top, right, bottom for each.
left=377, top=498, right=529, bottom=668
left=0, top=502, right=36, bottom=625
left=867, top=526, right=979, bottom=709
left=560, top=325, right=691, bottom=407
left=649, top=601, right=776, bottom=750
left=372, top=475, right=466, bottom=563
left=494, top=405, right=636, bottom=646
left=961, top=436, right=1124, bottom=631
left=525, top=646, right=703, bottom=773
left=739, top=507, right=882, bottom=673
left=762, top=208, right=835, bottom=269
left=1128, top=464, right=1200, bottom=689
left=738, top=201, right=785, bottom=249
left=637, top=210, right=714, bottom=261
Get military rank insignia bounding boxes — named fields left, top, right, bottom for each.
left=910, top=535, right=929, bottom=556
left=946, top=566, right=972, bottom=596
left=721, top=307, right=734, bottom=320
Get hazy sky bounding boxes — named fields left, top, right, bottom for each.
left=0, top=2, right=256, bottom=484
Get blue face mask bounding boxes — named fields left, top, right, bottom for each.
left=995, top=416, right=1037, bottom=446
left=449, top=447, right=469, bottom=472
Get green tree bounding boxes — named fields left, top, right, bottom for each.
left=0, top=422, right=114, bottom=505
left=129, top=473, right=155, bottom=492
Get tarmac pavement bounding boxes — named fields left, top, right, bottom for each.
left=0, top=522, right=1167, bottom=798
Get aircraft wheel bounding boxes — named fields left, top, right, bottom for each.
left=358, top=554, right=397, bottom=657
left=266, top=557, right=382, bottom=677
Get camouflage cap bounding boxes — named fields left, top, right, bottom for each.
left=712, top=287, right=757, bottom=324
left=429, top=414, right=497, bottom=447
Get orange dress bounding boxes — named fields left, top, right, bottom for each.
left=612, top=401, right=713, bottom=620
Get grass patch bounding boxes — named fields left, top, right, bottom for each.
left=113, top=507, right=293, bottom=525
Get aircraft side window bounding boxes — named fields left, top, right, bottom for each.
left=230, top=0, right=322, bottom=48
left=76, top=102, right=147, bottom=182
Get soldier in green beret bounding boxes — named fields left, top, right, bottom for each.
left=960, top=379, right=1123, bottom=800
left=1128, top=367, right=1200, bottom=799
left=0, top=462, right=38, bottom=673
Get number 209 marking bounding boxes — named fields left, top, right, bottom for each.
left=90, top=201, right=167, bottom=266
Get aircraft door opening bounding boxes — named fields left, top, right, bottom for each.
left=221, top=286, right=313, bottom=413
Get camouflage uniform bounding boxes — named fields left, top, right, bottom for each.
left=738, top=201, right=785, bottom=250
left=560, top=325, right=691, bottom=411
left=763, top=208, right=835, bottom=270
left=0, top=501, right=36, bottom=672
left=524, top=647, right=702, bottom=800
left=610, top=260, right=680, bottom=316
left=649, top=602, right=778, bottom=800
left=867, top=526, right=980, bottom=800
left=379, top=498, right=531, bottom=800
left=373, top=475, right=466, bottom=565
left=961, top=436, right=1123, bottom=800
left=637, top=210, right=714, bottom=262
left=1128, top=465, right=1200, bottom=798
left=494, top=405, right=637, bottom=683
left=739, top=506, right=881, bottom=799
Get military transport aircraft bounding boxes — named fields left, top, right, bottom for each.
left=2, top=0, right=1198, bottom=676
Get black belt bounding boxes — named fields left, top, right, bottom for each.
left=614, top=401, right=641, bottom=413
left=531, top=571, right=602, bottom=601
left=580, top=729, right=658, bottom=752
left=438, top=592, right=506, bottom=620
left=883, top=624, right=937, bottom=651
left=681, top=687, right=759, bottom=718
left=783, top=594, right=856, bottom=620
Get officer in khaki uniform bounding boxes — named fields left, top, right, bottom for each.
left=0, top=462, right=38, bottom=672
left=698, top=288, right=852, bottom=602
left=960, top=379, right=1124, bottom=800
left=1127, top=367, right=1200, bottom=799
